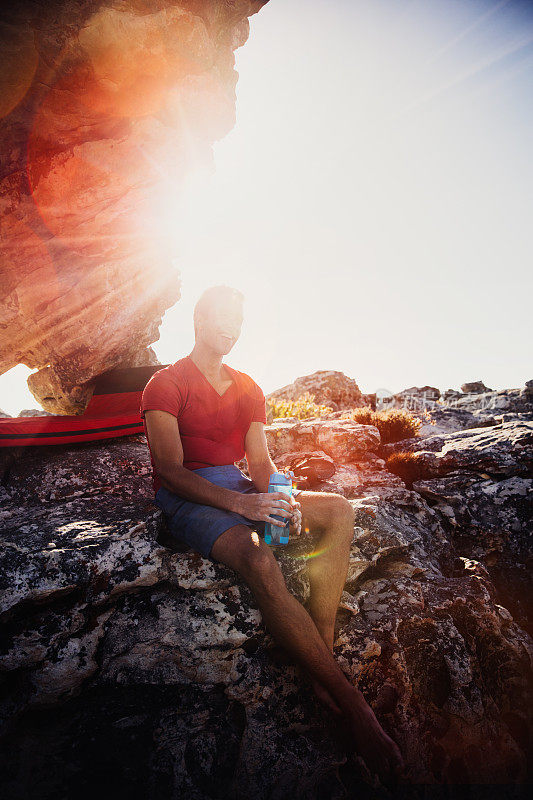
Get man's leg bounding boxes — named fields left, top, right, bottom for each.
left=296, top=491, right=355, bottom=652
left=210, top=525, right=403, bottom=780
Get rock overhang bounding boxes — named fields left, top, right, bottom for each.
left=0, top=0, right=268, bottom=413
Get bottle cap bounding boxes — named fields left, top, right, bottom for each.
left=269, top=471, right=292, bottom=485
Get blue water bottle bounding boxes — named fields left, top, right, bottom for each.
left=264, top=471, right=293, bottom=546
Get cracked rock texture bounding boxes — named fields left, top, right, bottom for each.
left=0, top=0, right=266, bottom=413
left=1, top=413, right=532, bottom=798
left=384, top=420, right=532, bottom=637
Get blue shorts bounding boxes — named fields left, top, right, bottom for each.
left=153, top=465, right=267, bottom=562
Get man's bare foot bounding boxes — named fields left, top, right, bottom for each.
left=341, top=691, right=404, bottom=783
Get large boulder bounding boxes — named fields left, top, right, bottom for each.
left=461, top=381, right=493, bottom=394
left=394, top=385, right=441, bottom=402
left=1, top=433, right=532, bottom=795
left=267, top=370, right=365, bottom=411
left=0, top=0, right=267, bottom=413
left=443, top=389, right=462, bottom=401
left=266, top=418, right=381, bottom=463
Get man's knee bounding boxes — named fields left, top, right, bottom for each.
left=319, top=493, right=355, bottom=533
left=332, top=494, right=355, bottom=525
left=237, top=539, right=285, bottom=594
left=299, top=490, right=355, bottom=536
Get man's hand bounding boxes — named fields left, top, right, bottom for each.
left=236, top=492, right=302, bottom=536
left=235, top=492, right=293, bottom=527
left=288, top=494, right=302, bottom=536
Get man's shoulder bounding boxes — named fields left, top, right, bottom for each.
left=143, top=359, right=189, bottom=391
left=226, top=364, right=262, bottom=394
left=140, top=359, right=190, bottom=419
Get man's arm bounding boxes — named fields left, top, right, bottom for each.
left=145, top=410, right=244, bottom=513
left=145, top=410, right=291, bottom=527
left=244, top=421, right=277, bottom=492
left=244, top=421, right=302, bottom=534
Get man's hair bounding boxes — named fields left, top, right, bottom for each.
left=193, top=285, right=244, bottom=336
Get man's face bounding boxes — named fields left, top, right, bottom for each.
left=197, top=301, right=243, bottom=355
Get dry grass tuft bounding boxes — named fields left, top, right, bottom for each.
left=385, top=451, right=427, bottom=483
left=349, top=407, right=422, bottom=444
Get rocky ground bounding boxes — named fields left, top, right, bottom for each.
left=0, top=396, right=531, bottom=798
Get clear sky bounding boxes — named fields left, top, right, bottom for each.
left=1, top=0, right=532, bottom=415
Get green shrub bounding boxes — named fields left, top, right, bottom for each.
left=349, top=406, right=421, bottom=444
left=267, top=392, right=333, bottom=421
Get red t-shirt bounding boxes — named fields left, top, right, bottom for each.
left=140, top=356, right=267, bottom=493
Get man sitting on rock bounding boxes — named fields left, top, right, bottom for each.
left=141, top=284, right=403, bottom=781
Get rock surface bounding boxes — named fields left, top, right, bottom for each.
left=389, top=382, right=533, bottom=430
left=416, top=407, right=499, bottom=437
left=267, top=370, right=365, bottom=411
left=1, top=413, right=532, bottom=796
left=394, top=385, right=441, bottom=402
left=461, top=381, right=493, bottom=394
left=383, top=420, right=533, bottom=479
left=383, top=420, right=533, bottom=637
left=0, top=0, right=266, bottom=413
left=441, top=382, right=533, bottom=416
left=266, top=418, right=381, bottom=463
left=413, top=473, right=532, bottom=633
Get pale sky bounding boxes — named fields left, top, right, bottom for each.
left=1, top=0, right=532, bottom=415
